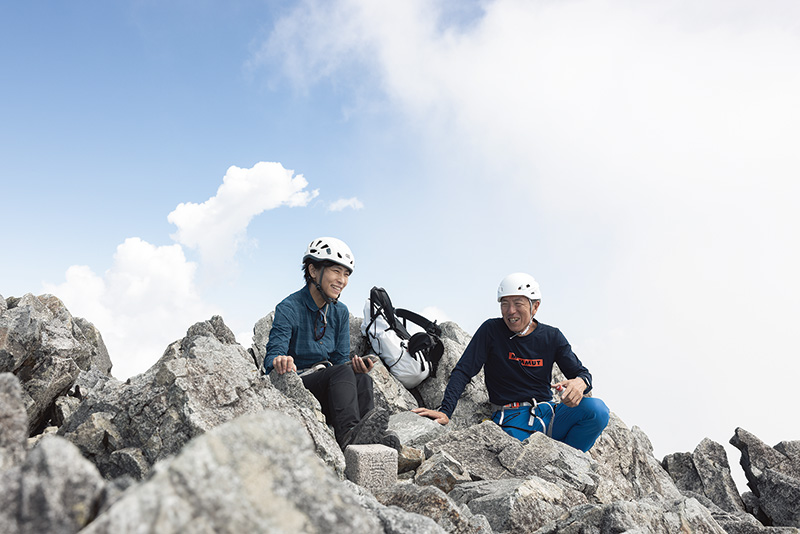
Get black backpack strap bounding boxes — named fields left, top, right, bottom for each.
left=396, top=308, right=442, bottom=337
left=365, top=287, right=411, bottom=340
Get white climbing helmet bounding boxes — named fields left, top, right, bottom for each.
left=497, top=273, right=541, bottom=302
left=303, top=237, right=355, bottom=272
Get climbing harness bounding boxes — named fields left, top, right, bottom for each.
left=494, top=398, right=558, bottom=438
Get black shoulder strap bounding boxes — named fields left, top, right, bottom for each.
left=365, top=287, right=411, bottom=340
left=395, top=308, right=442, bottom=337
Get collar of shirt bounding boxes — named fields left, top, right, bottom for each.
left=300, top=284, right=322, bottom=312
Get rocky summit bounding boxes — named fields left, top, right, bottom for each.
left=1, top=292, right=798, bottom=533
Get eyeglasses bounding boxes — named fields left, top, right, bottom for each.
left=314, top=308, right=327, bottom=341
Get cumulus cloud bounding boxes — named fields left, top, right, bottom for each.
left=167, top=162, right=319, bottom=270
left=44, top=238, right=219, bottom=380
left=328, top=197, right=364, bottom=212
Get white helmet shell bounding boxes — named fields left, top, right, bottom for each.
left=304, top=237, right=355, bottom=272
left=497, top=273, right=541, bottom=302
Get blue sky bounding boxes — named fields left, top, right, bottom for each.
left=3, top=0, right=799, bottom=482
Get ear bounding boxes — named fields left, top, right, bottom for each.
left=532, top=300, right=541, bottom=314
left=307, top=263, right=319, bottom=281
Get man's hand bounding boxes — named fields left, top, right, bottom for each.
left=351, top=355, right=374, bottom=374
left=272, top=355, right=296, bottom=375
left=552, top=378, right=587, bottom=407
left=412, top=407, right=450, bottom=426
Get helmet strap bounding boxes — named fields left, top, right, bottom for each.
left=509, top=299, right=536, bottom=339
left=312, top=265, right=338, bottom=305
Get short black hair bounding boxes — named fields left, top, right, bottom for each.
left=302, top=258, right=342, bottom=285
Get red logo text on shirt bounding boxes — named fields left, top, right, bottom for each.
left=508, top=352, right=543, bottom=367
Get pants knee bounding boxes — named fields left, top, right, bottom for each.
left=355, top=372, right=374, bottom=392
left=583, top=398, right=610, bottom=430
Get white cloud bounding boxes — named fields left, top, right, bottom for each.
left=44, top=238, right=219, bottom=380
left=328, top=197, right=364, bottom=212
left=167, top=162, right=319, bottom=270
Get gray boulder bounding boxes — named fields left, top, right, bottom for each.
left=389, top=410, right=448, bottom=450
left=0, top=294, right=112, bottom=433
left=81, top=411, right=384, bottom=534
left=348, top=313, right=371, bottom=357
left=249, top=310, right=273, bottom=373
left=0, top=373, right=28, bottom=469
left=369, top=360, right=420, bottom=414
left=449, top=477, right=588, bottom=534
left=59, top=316, right=344, bottom=480
left=344, top=480, right=448, bottom=533
left=732, top=428, right=800, bottom=485
left=414, top=450, right=472, bottom=493
left=663, top=437, right=745, bottom=513
left=683, top=491, right=800, bottom=534
left=374, top=483, right=492, bottom=534
left=423, top=420, right=521, bottom=481
left=589, top=412, right=683, bottom=503
left=755, top=469, right=800, bottom=528
left=731, top=428, right=800, bottom=527
left=0, top=435, right=107, bottom=534
left=532, top=493, right=727, bottom=534
left=498, top=432, right=599, bottom=496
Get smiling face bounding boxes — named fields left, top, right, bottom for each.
left=500, top=295, right=540, bottom=334
left=309, top=262, right=350, bottom=301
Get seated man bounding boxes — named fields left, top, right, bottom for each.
left=414, top=273, right=609, bottom=452
left=265, top=237, right=398, bottom=450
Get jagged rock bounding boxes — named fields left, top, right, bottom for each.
left=731, top=428, right=800, bottom=489
left=415, top=322, right=492, bottom=428
left=424, top=420, right=520, bottom=481
left=53, top=394, right=81, bottom=426
left=389, top=410, right=448, bottom=449
left=249, top=310, right=273, bottom=373
left=374, top=483, right=492, bottom=534
left=369, top=360, right=420, bottom=414
left=449, top=477, right=588, bottom=534
left=731, top=428, right=800, bottom=527
left=414, top=450, right=472, bottom=493
left=344, top=480, right=448, bottom=533
left=0, top=373, right=28, bottom=469
left=268, top=368, right=326, bottom=424
left=398, top=445, right=425, bottom=474
left=7, top=290, right=800, bottom=533
left=348, top=313, right=371, bottom=357
left=663, top=451, right=702, bottom=491
left=498, top=432, right=599, bottom=495
left=663, top=437, right=745, bottom=513
left=73, top=316, right=113, bottom=374
left=756, top=469, right=800, bottom=528
left=589, top=412, right=683, bottom=503
left=0, top=435, right=107, bottom=534
left=58, top=316, right=344, bottom=480
left=683, top=491, right=799, bottom=534
left=0, top=294, right=111, bottom=433
left=533, top=493, right=727, bottom=534
left=81, top=411, right=384, bottom=534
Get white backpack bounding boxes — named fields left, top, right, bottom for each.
left=361, top=287, right=443, bottom=389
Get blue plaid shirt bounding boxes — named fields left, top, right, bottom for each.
left=264, top=285, right=351, bottom=372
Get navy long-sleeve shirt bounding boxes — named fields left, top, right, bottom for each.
left=440, top=318, right=592, bottom=418
left=264, top=285, right=351, bottom=372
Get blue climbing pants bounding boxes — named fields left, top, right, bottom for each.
left=491, top=397, right=610, bottom=452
